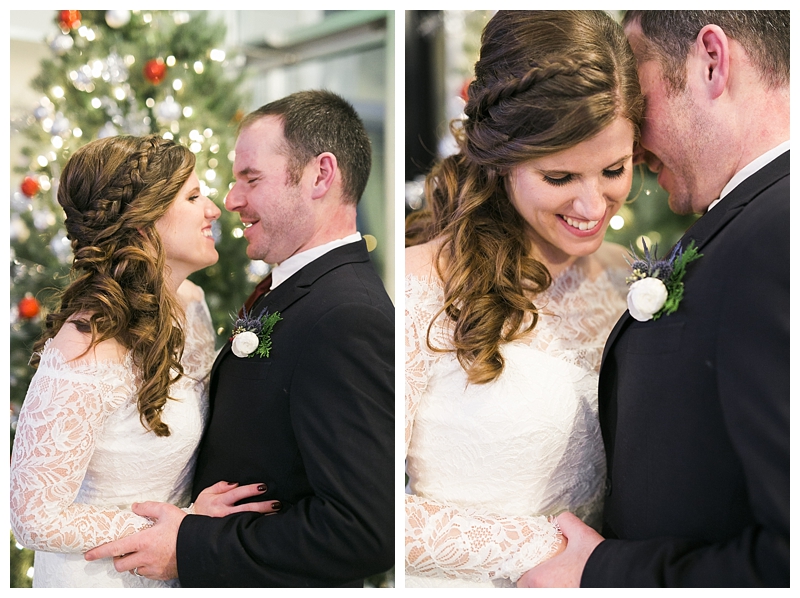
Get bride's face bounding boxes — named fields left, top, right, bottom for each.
left=506, top=117, right=634, bottom=268
left=156, top=171, right=222, bottom=281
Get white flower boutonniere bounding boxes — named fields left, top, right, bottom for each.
left=625, top=238, right=702, bottom=322
left=230, top=306, right=282, bottom=358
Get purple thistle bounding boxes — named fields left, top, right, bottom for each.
left=627, top=237, right=683, bottom=281
left=233, top=305, right=272, bottom=333
left=652, top=260, right=673, bottom=280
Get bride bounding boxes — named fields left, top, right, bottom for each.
left=10, top=135, right=277, bottom=587
left=405, top=11, right=643, bottom=587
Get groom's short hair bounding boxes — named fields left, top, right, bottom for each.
left=623, top=11, right=789, bottom=93
left=240, top=90, right=372, bottom=205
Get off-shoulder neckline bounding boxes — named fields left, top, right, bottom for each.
left=39, top=338, right=134, bottom=369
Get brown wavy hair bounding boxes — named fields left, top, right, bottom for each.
left=406, top=10, right=643, bottom=384
left=31, top=134, right=196, bottom=436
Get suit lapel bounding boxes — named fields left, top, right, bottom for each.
left=601, top=151, right=789, bottom=368
left=207, top=240, right=372, bottom=395
left=601, top=313, right=630, bottom=366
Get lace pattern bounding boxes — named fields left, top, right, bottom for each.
left=10, top=296, right=215, bottom=587
left=405, top=260, right=628, bottom=586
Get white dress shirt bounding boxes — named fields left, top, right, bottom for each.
left=269, top=232, right=362, bottom=290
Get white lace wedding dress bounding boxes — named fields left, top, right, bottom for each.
left=10, top=296, right=216, bottom=588
left=405, top=256, right=628, bottom=587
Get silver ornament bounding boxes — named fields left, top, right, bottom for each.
left=70, top=65, right=95, bottom=92
left=155, top=96, right=182, bottom=122
left=50, top=113, right=71, bottom=137
left=97, top=122, right=118, bottom=139
left=50, top=229, right=73, bottom=263
left=33, top=105, right=51, bottom=121
left=210, top=219, right=222, bottom=242
left=247, top=260, right=272, bottom=283
left=49, top=33, right=74, bottom=55
left=11, top=192, right=31, bottom=213
left=10, top=214, right=30, bottom=242
left=32, top=209, right=56, bottom=231
left=105, top=10, right=131, bottom=28
left=102, top=52, right=129, bottom=84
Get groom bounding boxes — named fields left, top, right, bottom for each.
left=519, top=10, right=789, bottom=587
left=86, top=90, right=395, bottom=586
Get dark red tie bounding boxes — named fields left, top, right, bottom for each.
left=240, top=273, right=272, bottom=316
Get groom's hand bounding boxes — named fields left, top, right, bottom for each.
left=84, top=501, right=185, bottom=581
left=516, top=512, right=603, bottom=588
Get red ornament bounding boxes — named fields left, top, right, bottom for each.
left=18, top=295, right=40, bottom=320
left=459, top=77, right=474, bottom=103
left=21, top=176, right=40, bottom=198
left=143, top=59, right=167, bottom=84
left=59, top=10, right=81, bottom=30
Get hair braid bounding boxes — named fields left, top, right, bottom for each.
left=406, top=10, right=643, bottom=385
left=32, top=134, right=195, bottom=436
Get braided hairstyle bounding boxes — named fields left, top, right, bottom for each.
left=31, top=134, right=196, bottom=436
left=406, top=10, right=643, bottom=384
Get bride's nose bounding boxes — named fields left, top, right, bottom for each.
left=205, top=197, right=221, bottom=221
left=573, top=182, right=607, bottom=222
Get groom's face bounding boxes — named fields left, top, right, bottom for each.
left=625, top=22, right=716, bottom=215
left=226, top=115, right=316, bottom=264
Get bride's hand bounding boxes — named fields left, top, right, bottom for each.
left=192, top=481, right=282, bottom=517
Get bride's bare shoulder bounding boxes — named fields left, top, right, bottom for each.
left=177, top=279, right=205, bottom=306
left=48, top=320, right=127, bottom=363
left=405, top=239, right=444, bottom=280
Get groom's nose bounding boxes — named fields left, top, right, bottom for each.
left=633, top=145, right=664, bottom=175
left=224, top=183, right=244, bottom=212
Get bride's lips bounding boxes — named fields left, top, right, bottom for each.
left=558, top=214, right=604, bottom=237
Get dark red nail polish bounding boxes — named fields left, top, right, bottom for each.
left=257, top=484, right=267, bottom=492
left=271, top=501, right=282, bottom=510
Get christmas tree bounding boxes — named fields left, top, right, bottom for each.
left=11, top=9, right=257, bottom=415
left=10, top=9, right=256, bottom=586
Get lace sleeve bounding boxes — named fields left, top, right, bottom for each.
left=404, top=274, right=562, bottom=584
left=404, top=274, right=432, bottom=456
left=10, top=350, right=153, bottom=553
left=405, top=495, right=561, bottom=584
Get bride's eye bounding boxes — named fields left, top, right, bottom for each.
left=543, top=174, right=573, bottom=187
left=603, top=166, right=626, bottom=179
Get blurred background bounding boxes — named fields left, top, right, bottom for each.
left=9, top=9, right=394, bottom=588
left=404, top=9, right=697, bottom=249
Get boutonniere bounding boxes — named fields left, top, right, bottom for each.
left=230, top=306, right=282, bottom=358
left=625, top=238, right=702, bottom=322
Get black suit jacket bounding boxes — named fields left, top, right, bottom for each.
left=582, top=152, right=789, bottom=587
left=176, top=240, right=395, bottom=587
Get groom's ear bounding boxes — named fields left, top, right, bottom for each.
left=309, top=152, right=337, bottom=200
left=693, top=24, right=730, bottom=101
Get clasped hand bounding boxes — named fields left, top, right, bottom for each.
left=84, top=481, right=279, bottom=580
left=516, top=512, right=604, bottom=588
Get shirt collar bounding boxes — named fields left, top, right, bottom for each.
left=707, top=140, right=790, bottom=212
left=269, top=232, right=362, bottom=290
